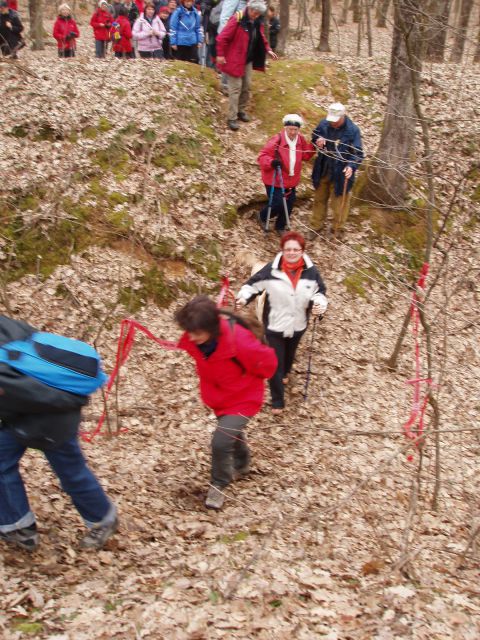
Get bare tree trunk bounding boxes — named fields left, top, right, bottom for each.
left=28, top=0, right=44, bottom=50
left=474, top=19, right=480, bottom=62
left=365, top=0, right=373, bottom=56
left=356, top=3, right=363, bottom=55
left=315, top=0, right=321, bottom=11
left=359, top=0, right=425, bottom=207
left=376, top=0, right=391, bottom=26
left=450, top=0, right=474, bottom=62
left=318, top=0, right=331, bottom=51
left=339, top=0, right=349, bottom=24
left=425, top=0, right=451, bottom=62
left=276, top=0, right=289, bottom=55
left=352, top=0, right=362, bottom=22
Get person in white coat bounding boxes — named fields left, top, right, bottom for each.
left=237, top=231, right=328, bottom=414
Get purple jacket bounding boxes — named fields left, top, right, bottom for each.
left=132, top=15, right=166, bottom=51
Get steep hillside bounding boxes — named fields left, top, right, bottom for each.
left=0, top=25, right=479, bottom=640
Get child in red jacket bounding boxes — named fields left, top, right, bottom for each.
left=53, top=4, right=79, bottom=58
left=110, top=5, right=134, bottom=58
left=176, top=296, right=277, bottom=510
left=90, top=0, right=112, bottom=58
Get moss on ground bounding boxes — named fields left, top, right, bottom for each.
left=251, top=59, right=350, bottom=136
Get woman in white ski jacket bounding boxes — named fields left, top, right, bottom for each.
left=237, top=231, right=328, bottom=414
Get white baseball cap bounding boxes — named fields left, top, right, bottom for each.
left=326, top=102, right=346, bottom=123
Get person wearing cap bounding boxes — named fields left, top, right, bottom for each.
left=310, top=102, right=364, bottom=237
left=0, top=0, right=24, bottom=58
left=257, top=114, right=315, bottom=232
left=237, top=231, right=327, bottom=414
left=157, top=3, right=173, bottom=58
left=216, top=0, right=278, bottom=131
left=90, top=0, right=113, bottom=58
left=53, top=4, right=80, bottom=58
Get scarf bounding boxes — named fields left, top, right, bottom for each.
left=281, top=256, right=304, bottom=289
left=285, top=133, right=298, bottom=177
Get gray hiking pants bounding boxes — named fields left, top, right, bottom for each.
left=226, top=63, right=253, bottom=121
left=211, top=415, right=250, bottom=488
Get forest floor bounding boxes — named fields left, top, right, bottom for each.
left=0, top=6, right=479, bottom=640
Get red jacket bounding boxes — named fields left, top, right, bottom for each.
left=258, top=130, right=316, bottom=189
left=216, top=9, right=271, bottom=78
left=178, top=317, right=277, bottom=417
left=7, top=0, right=17, bottom=10
left=53, top=16, right=80, bottom=51
left=90, top=8, right=112, bottom=41
left=111, top=15, right=132, bottom=53
left=135, top=0, right=145, bottom=14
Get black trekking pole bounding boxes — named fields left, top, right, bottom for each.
left=303, top=315, right=322, bottom=402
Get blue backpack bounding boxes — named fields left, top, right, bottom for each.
left=0, top=331, right=108, bottom=396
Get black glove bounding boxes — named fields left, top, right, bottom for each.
left=271, top=159, right=282, bottom=169
left=69, top=31, right=77, bottom=38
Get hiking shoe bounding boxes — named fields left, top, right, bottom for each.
left=227, top=119, right=240, bottom=131
left=80, top=518, right=118, bottom=550
left=233, top=463, right=250, bottom=481
left=205, top=486, right=225, bottom=510
left=0, top=523, right=39, bottom=551
left=237, top=111, right=251, bottom=122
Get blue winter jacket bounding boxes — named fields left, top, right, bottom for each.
left=311, top=116, right=364, bottom=196
left=169, top=5, right=203, bottom=46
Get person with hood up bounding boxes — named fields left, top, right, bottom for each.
left=175, top=296, right=277, bottom=510
left=169, top=0, right=203, bottom=63
left=110, top=5, right=134, bottom=57
left=90, top=0, right=113, bottom=58
left=215, top=0, right=277, bottom=131
left=0, top=0, right=24, bottom=58
left=132, top=1, right=166, bottom=58
left=257, top=113, right=315, bottom=232
left=53, top=3, right=80, bottom=58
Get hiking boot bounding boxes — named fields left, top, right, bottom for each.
left=0, top=523, right=39, bottom=551
left=227, top=119, right=240, bottom=131
left=205, top=486, right=225, bottom=510
left=233, top=463, right=251, bottom=481
left=80, top=518, right=118, bottom=550
left=237, top=111, right=251, bottom=122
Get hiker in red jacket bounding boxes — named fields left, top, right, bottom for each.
left=176, top=296, right=277, bottom=510
left=257, top=113, right=315, bottom=231
left=215, top=0, right=277, bottom=131
left=53, top=4, right=79, bottom=58
left=110, top=5, right=134, bottom=58
left=90, top=0, right=112, bottom=58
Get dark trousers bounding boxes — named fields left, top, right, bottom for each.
left=114, top=50, right=135, bottom=58
left=259, top=185, right=296, bottom=231
left=139, top=49, right=164, bottom=59
left=266, top=330, right=305, bottom=408
left=58, top=48, right=75, bottom=58
left=211, top=415, right=250, bottom=488
left=173, top=44, right=199, bottom=63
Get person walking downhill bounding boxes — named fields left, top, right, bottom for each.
left=257, top=113, right=315, bottom=233
left=53, top=4, right=79, bottom=58
left=0, top=316, right=118, bottom=552
left=215, top=0, right=277, bottom=131
left=169, top=0, right=203, bottom=63
left=175, top=296, right=277, bottom=510
left=310, top=102, right=364, bottom=238
left=237, top=232, right=328, bottom=414
left=90, top=0, right=112, bottom=58
left=132, top=2, right=166, bottom=58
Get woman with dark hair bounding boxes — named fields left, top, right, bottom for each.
left=132, top=2, right=166, bottom=58
left=175, top=296, right=277, bottom=510
left=237, top=231, right=328, bottom=414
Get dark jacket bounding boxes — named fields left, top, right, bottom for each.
left=268, top=15, right=279, bottom=50
left=216, top=8, right=270, bottom=77
left=53, top=15, right=80, bottom=51
left=0, top=9, right=24, bottom=55
left=0, top=316, right=87, bottom=450
left=311, top=116, right=364, bottom=196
